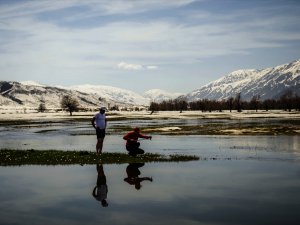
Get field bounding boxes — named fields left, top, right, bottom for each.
left=1, top=109, right=300, bottom=135
left=1, top=109, right=300, bottom=225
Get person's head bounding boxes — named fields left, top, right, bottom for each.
left=101, top=199, right=108, bottom=207
left=135, top=183, right=142, bottom=190
left=133, top=127, right=140, bottom=133
left=99, top=107, right=106, bottom=114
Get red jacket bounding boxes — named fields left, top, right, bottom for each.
left=123, top=131, right=150, bottom=146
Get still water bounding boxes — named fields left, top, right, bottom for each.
left=1, top=158, right=300, bottom=225
left=1, top=119, right=300, bottom=225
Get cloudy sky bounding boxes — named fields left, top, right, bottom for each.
left=0, top=0, right=300, bottom=94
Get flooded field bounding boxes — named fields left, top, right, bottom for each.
left=1, top=112, right=300, bottom=225
left=1, top=157, right=300, bottom=225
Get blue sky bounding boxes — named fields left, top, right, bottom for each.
left=0, top=0, right=300, bottom=94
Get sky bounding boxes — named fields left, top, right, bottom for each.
left=0, top=0, right=300, bottom=94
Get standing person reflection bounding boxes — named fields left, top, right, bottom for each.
left=92, top=164, right=108, bottom=207
left=124, top=163, right=153, bottom=190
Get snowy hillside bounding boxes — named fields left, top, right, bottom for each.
left=0, top=81, right=102, bottom=108
left=0, top=81, right=185, bottom=109
left=1, top=59, right=299, bottom=109
left=69, top=84, right=149, bottom=106
left=144, top=89, right=184, bottom=102
left=20, top=81, right=46, bottom=87
left=186, top=59, right=300, bottom=101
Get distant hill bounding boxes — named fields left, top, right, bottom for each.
left=69, top=84, right=149, bottom=106
left=143, top=89, right=184, bottom=103
left=0, top=81, right=102, bottom=108
left=1, top=59, right=299, bottom=109
left=0, top=81, right=182, bottom=108
left=185, top=59, right=300, bottom=102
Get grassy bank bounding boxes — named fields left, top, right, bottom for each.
left=0, top=149, right=199, bottom=166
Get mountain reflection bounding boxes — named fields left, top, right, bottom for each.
left=92, top=164, right=108, bottom=207
left=124, top=163, right=153, bottom=190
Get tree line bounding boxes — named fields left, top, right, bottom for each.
left=38, top=95, right=80, bottom=115
left=36, top=91, right=300, bottom=115
left=149, top=91, right=300, bottom=112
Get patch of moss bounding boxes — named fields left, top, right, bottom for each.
left=0, top=149, right=199, bottom=166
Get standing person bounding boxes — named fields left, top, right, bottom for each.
left=123, top=127, right=152, bottom=156
left=92, top=164, right=108, bottom=207
left=91, top=107, right=107, bottom=154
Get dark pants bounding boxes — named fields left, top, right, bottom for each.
left=126, top=142, right=144, bottom=156
left=96, top=128, right=106, bottom=139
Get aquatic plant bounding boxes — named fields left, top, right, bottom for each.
left=0, top=149, right=199, bottom=166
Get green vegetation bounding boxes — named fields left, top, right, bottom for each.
left=0, top=150, right=199, bottom=166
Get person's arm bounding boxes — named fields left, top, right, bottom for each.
left=138, top=133, right=152, bottom=140
left=92, top=186, right=97, bottom=197
left=91, top=116, right=96, bottom=129
left=123, top=132, right=130, bottom=140
left=138, top=177, right=153, bottom=182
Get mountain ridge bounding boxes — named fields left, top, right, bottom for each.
left=185, top=59, right=300, bottom=102
left=1, top=59, right=299, bottom=108
left=0, top=81, right=180, bottom=108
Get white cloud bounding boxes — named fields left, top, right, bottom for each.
left=0, top=0, right=198, bottom=21
left=146, top=66, right=158, bottom=70
left=118, top=62, right=143, bottom=70
left=0, top=0, right=299, bottom=87
left=117, top=62, right=158, bottom=70
left=95, top=0, right=198, bottom=15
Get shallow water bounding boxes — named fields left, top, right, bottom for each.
left=1, top=159, right=300, bottom=225
left=1, top=119, right=300, bottom=160
left=1, top=120, right=300, bottom=225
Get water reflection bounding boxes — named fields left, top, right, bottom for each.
left=92, top=164, right=108, bottom=207
left=0, top=160, right=300, bottom=225
left=124, top=163, right=153, bottom=190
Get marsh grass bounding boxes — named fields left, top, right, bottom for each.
left=0, top=149, right=199, bottom=166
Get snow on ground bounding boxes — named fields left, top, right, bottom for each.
left=145, top=127, right=182, bottom=132
left=0, top=107, right=300, bottom=121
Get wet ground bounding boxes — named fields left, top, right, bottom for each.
left=1, top=115, right=300, bottom=225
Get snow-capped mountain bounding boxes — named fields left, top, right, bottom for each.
left=0, top=81, right=154, bottom=108
left=0, top=81, right=184, bottom=108
left=69, top=84, right=149, bottom=106
left=144, top=89, right=184, bottom=102
left=1, top=59, right=299, bottom=109
left=0, top=81, right=103, bottom=108
left=20, top=81, right=46, bottom=87
left=186, top=59, right=300, bottom=101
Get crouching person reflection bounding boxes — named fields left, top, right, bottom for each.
left=92, top=164, right=108, bottom=207
left=124, top=163, right=153, bottom=190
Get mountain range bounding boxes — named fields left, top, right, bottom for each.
left=0, top=81, right=182, bottom=108
left=186, top=59, right=300, bottom=101
left=0, top=59, right=299, bottom=108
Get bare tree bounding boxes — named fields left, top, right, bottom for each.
left=227, top=97, right=234, bottom=112
left=235, top=93, right=242, bottom=112
left=37, top=103, right=46, bottom=112
left=250, top=95, right=260, bottom=112
left=60, top=95, right=79, bottom=116
left=280, top=90, right=294, bottom=112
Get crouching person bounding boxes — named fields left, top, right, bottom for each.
left=123, top=127, right=152, bottom=156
